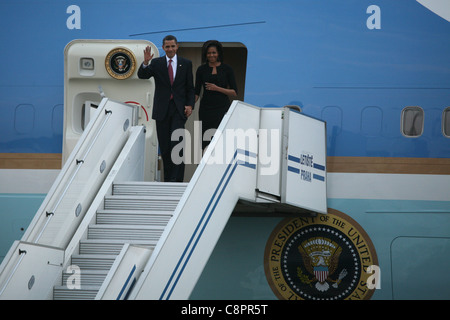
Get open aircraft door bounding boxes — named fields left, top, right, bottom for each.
left=63, top=39, right=159, bottom=180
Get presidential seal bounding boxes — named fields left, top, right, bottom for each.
left=264, top=209, right=378, bottom=300
left=105, top=47, right=136, bottom=80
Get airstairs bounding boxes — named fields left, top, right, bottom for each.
left=53, top=182, right=187, bottom=300
left=0, top=98, right=327, bottom=300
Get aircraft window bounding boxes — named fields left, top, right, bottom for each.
left=443, top=107, right=450, bottom=138
left=14, top=104, right=35, bottom=134
left=361, top=106, right=382, bottom=136
left=401, top=106, right=424, bottom=137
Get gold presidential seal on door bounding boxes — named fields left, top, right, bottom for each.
left=264, top=209, right=378, bottom=300
left=105, top=47, right=136, bottom=80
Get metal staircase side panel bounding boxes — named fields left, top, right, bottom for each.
left=130, top=101, right=261, bottom=300
left=0, top=242, right=64, bottom=299
left=63, top=125, right=146, bottom=268
left=20, top=98, right=139, bottom=248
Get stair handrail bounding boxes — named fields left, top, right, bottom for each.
left=33, top=109, right=112, bottom=243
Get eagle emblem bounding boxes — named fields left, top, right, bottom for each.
left=113, top=55, right=128, bottom=72
left=264, top=211, right=378, bottom=300
left=297, top=237, right=348, bottom=292
left=105, top=47, right=136, bottom=80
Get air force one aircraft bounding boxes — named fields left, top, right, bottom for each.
left=0, top=0, right=449, bottom=300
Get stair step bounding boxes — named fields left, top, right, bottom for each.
left=96, top=209, right=173, bottom=225
left=62, top=269, right=108, bottom=287
left=104, top=195, right=181, bottom=211
left=79, top=239, right=156, bottom=255
left=113, top=181, right=188, bottom=197
left=53, top=285, right=100, bottom=300
left=71, top=254, right=117, bottom=270
left=88, top=224, right=165, bottom=241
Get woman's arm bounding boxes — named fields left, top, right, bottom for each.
left=204, top=82, right=237, bottom=97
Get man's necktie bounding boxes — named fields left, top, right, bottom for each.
left=168, top=59, right=174, bottom=99
left=168, top=59, right=174, bottom=85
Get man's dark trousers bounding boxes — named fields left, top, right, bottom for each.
left=157, top=99, right=185, bottom=182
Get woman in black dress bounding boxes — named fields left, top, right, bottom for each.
left=195, top=40, right=238, bottom=150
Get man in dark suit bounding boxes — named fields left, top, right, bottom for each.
left=138, top=35, right=195, bottom=182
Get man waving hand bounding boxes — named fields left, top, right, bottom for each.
left=138, top=35, right=195, bottom=182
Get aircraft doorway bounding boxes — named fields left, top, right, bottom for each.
left=178, top=42, right=248, bottom=181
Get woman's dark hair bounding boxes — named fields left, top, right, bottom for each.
left=202, top=40, right=224, bottom=64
